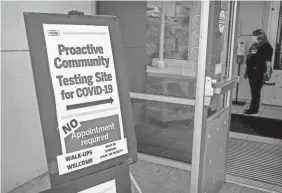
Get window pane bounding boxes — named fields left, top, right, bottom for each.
left=206, top=1, right=231, bottom=82
left=163, top=1, right=191, bottom=60
left=274, top=3, right=282, bottom=70
left=145, top=1, right=161, bottom=62
left=131, top=99, right=195, bottom=163
left=146, top=75, right=196, bottom=99
left=145, top=1, right=201, bottom=65
left=133, top=1, right=202, bottom=99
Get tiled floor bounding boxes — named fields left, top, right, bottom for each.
left=130, top=160, right=190, bottom=193
left=231, top=102, right=282, bottom=120
left=231, top=102, right=282, bottom=145
left=9, top=160, right=269, bottom=193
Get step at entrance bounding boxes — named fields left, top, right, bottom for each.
left=218, top=182, right=270, bottom=193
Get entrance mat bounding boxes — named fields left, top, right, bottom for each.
left=227, top=138, right=282, bottom=189
left=230, top=114, right=282, bottom=140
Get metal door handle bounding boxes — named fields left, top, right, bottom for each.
left=204, top=76, right=239, bottom=96
left=204, top=76, right=239, bottom=106
left=213, top=76, right=239, bottom=95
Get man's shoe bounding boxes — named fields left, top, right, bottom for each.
left=243, top=109, right=249, bottom=113
left=243, top=109, right=258, bottom=116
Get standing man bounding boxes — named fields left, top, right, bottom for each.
left=244, top=29, right=273, bottom=115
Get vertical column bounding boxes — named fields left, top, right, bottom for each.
left=157, top=1, right=165, bottom=69
left=190, top=1, right=210, bottom=192
left=158, top=1, right=167, bottom=123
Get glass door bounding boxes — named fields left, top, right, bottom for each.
left=131, top=0, right=202, bottom=164
left=190, top=1, right=238, bottom=192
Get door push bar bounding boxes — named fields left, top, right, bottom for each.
left=204, top=76, right=239, bottom=106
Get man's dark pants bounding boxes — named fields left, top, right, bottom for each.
left=247, top=68, right=264, bottom=112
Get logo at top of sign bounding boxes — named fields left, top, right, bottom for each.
left=48, top=30, right=60, bottom=36
left=219, top=10, right=225, bottom=34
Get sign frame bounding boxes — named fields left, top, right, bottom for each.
left=24, top=12, right=137, bottom=187
left=41, top=164, right=131, bottom=193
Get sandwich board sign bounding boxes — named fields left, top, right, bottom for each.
left=24, top=12, right=137, bottom=187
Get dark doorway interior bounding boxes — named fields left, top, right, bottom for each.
left=230, top=114, right=282, bottom=140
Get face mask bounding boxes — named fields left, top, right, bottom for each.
left=252, top=36, right=258, bottom=43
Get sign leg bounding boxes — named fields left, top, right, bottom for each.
left=130, top=172, right=143, bottom=193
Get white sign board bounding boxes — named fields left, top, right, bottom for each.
left=42, top=24, right=128, bottom=175
left=78, top=180, right=117, bottom=193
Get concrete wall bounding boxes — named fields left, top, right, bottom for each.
left=233, top=1, right=270, bottom=101
left=1, top=1, right=94, bottom=192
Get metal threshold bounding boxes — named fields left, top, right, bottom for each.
left=137, top=153, right=192, bottom=171
left=226, top=175, right=282, bottom=193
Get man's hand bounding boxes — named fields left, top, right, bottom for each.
left=265, top=68, right=271, bottom=77
left=264, top=68, right=272, bottom=81
left=243, top=72, right=248, bottom=79
left=264, top=61, right=272, bottom=80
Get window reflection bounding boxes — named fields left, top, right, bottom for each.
left=145, top=1, right=201, bottom=65
left=163, top=2, right=190, bottom=60
left=145, top=2, right=161, bottom=63
left=144, top=1, right=201, bottom=101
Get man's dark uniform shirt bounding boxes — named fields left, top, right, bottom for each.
left=246, top=42, right=273, bottom=78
